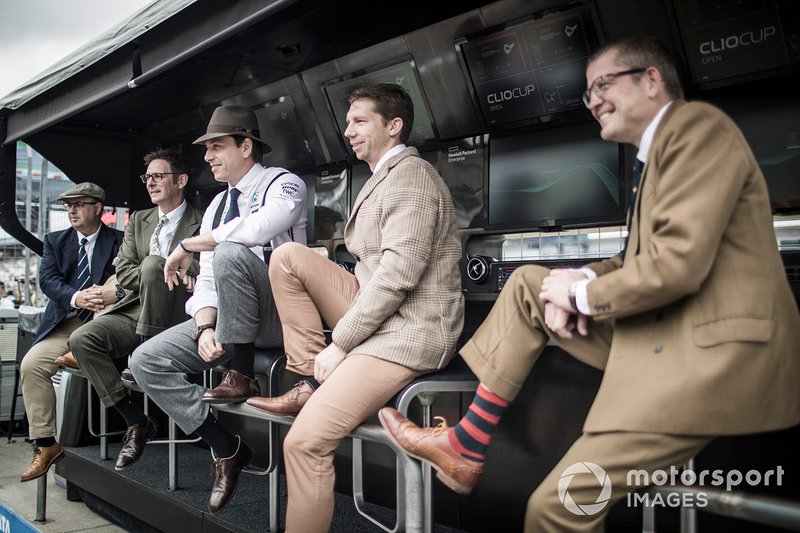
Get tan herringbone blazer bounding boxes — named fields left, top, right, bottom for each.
left=332, top=147, right=465, bottom=371
left=582, top=101, right=800, bottom=435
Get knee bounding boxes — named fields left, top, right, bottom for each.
left=213, top=242, right=249, bottom=269
left=283, top=423, right=320, bottom=462
left=20, top=349, right=47, bottom=380
left=268, top=242, right=304, bottom=278
left=129, top=344, right=149, bottom=377
left=510, top=264, right=549, bottom=292
left=139, top=255, right=166, bottom=285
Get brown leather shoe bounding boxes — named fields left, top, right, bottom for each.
left=245, top=380, right=314, bottom=416
left=55, top=352, right=79, bottom=369
left=120, top=368, right=135, bottom=383
left=21, top=442, right=65, bottom=482
left=208, top=436, right=254, bottom=514
left=115, top=418, right=157, bottom=471
left=201, top=370, right=260, bottom=404
left=379, top=407, right=484, bottom=495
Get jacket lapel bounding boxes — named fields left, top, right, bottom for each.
left=168, top=205, right=200, bottom=253
left=90, top=226, right=111, bottom=283
left=348, top=147, right=414, bottom=225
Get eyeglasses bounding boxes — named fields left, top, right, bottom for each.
left=582, top=68, right=646, bottom=108
left=139, top=172, right=180, bottom=183
left=65, top=201, right=98, bottom=210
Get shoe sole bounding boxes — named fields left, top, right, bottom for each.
left=20, top=449, right=66, bottom=482
left=200, top=396, right=253, bottom=404
left=115, top=423, right=158, bottom=471
left=378, top=411, right=474, bottom=496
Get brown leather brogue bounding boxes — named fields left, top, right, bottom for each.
left=379, top=407, right=484, bottom=495
left=55, top=352, right=79, bottom=369
left=115, top=418, right=157, bottom=471
left=208, top=436, right=254, bottom=514
left=245, top=380, right=314, bottom=416
left=201, top=370, right=260, bottom=404
left=21, top=442, right=65, bottom=482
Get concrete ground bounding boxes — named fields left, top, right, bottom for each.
left=0, top=438, right=123, bottom=532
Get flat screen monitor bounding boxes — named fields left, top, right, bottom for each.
left=458, top=2, right=601, bottom=129
left=672, top=0, right=800, bottom=87
left=439, top=137, right=486, bottom=229
left=323, top=59, right=436, bottom=149
left=487, top=121, right=624, bottom=230
left=313, top=165, right=348, bottom=241
left=719, top=94, right=800, bottom=213
left=252, top=95, right=316, bottom=172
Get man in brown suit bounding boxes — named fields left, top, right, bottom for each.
left=246, top=83, right=464, bottom=532
left=380, top=36, right=800, bottom=532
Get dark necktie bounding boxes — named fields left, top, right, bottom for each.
left=224, top=188, right=241, bottom=223
left=76, top=237, right=93, bottom=322
left=622, top=159, right=644, bottom=262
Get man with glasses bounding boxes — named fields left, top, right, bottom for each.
left=19, top=182, right=123, bottom=482
left=130, top=105, right=307, bottom=514
left=381, top=36, right=800, bottom=531
left=67, top=149, right=201, bottom=472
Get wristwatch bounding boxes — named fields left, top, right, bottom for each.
left=114, top=284, right=126, bottom=301
left=568, top=282, right=580, bottom=313
left=192, top=323, right=215, bottom=341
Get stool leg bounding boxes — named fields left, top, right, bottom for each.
left=36, top=474, right=47, bottom=522
left=9, top=365, right=21, bottom=442
left=169, top=418, right=178, bottom=491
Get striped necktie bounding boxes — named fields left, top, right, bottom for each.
left=149, top=214, right=169, bottom=256
left=76, top=237, right=93, bottom=322
left=224, top=188, right=241, bottom=223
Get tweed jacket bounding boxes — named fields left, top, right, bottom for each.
left=35, top=224, right=124, bottom=344
left=113, top=204, right=201, bottom=313
left=332, top=147, right=464, bottom=371
left=580, top=100, right=800, bottom=435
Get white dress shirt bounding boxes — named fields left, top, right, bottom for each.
left=69, top=226, right=101, bottom=308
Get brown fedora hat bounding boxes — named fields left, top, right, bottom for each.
left=193, top=106, right=271, bottom=151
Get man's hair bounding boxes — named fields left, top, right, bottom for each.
left=143, top=148, right=190, bottom=184
left=233, top=136, right=264, bottom=165
left=588, top=36, right=684, bottom=100
left=348, top=83, right=415, bottom=143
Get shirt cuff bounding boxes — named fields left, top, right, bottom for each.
left=574, top=279, right=592, bottom=315
left=576, top=267, right=597, bottom=281
left=70, top=291, right=79, bottom=309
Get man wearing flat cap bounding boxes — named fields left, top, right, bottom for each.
left=19, top=182, right=123, bottom=482
left=130, top=105, right=308, bottom=513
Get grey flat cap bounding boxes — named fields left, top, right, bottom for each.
left=57, top=182, right=106, bottom=203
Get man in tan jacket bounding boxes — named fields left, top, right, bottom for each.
left=380, top=36, right=800, bottom=532
left=246, top=83, right=464, bottom=532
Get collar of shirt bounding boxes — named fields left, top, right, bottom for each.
left=76, top=225, right=101, bottom=246
left=158, top=199, right=187, bottom=224
left=371, top=144, right=406, bottom=175
left=230, top=163, right=264, bottom=207
left=636, top=101, right=673, bottom=165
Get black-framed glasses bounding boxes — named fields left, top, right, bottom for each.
left=139, top=172, right=180, bottom=183
left=65, top=201, right=98, bottom=210
left=582, top=68, right=646, bottom=108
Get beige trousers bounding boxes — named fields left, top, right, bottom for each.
left=460, top=265, right=712, bottom=531
left=269, top=243, right=423, bottom=532
left=20, top=317, right=83, bottom=440
left=268, top=242, right=359, bottom=376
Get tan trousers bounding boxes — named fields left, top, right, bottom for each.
left=20, top=317, right=83, bottom=440
left=268, top=242, right=359, bottom=376
left=284, top=354, right=421, bottom=533
left=459, top=265, right=712, bottom=531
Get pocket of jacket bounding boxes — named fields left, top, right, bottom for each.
left=692, top=317, right=773, bottom=347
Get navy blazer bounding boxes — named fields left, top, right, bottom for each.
left=34, top=224, right=124, bottom=344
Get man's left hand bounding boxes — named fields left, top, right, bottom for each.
left=314, top=343, right=347, bottom=383
left=164, top=247, right=194, bottom=290
left=540, top=269, right=585, bottom=311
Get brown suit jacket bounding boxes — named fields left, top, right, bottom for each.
left=332, top=147, right=465, bottom=371
left=581, top=100, right=800, bottom=435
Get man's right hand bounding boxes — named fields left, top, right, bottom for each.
left=75, top=287, right=104, bottom=312
left=197, top=328, right=224, bottom=362
left=544, top=302, right=589, bottom=339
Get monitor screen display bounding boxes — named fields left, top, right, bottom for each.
left=252, top=95, right=316, bottom=172
left=672, top=0, right=800, bottom=87
left=487, top=121, right=624, bottom=230
left=323, top=59, right=436, bottom=148
left=313, top=165, right=348, bottom=241
left=439, top=137, right=486, bottom=229
left=459, top=3, right=600, bottom=129
left=719, top=94, right=800, bottom=213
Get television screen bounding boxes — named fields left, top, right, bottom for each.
left=323, top=59, right=436, bottom=148
left=313, top=165, right=348, bottom=241
left=252, top=95, right=316, bottom=172
left=439, top=137, right=486, bottom=229
left=672, top=0, right=800, bottom=87
left=487, top=121, right=624, bottom=230
left=459, top=3, right=601, bottom=129
left=719, top=94, right=800, bottom=213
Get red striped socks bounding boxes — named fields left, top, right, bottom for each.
left=449, top=384, right=509, bottom=462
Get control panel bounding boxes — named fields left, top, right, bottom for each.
left=462, top=257, right=589, bottom=299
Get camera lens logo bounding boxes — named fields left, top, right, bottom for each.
left=558, top=462, right=612, bottom=516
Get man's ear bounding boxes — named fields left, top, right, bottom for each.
left=177, top=173, right=189, bottom=190
left=388, top=117, right=404, bottom=137
left=241, top=137, right=253, bottom=159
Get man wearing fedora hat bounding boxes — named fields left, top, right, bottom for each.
left=19, top=182, right=123, bottom=482
left=130, top=105, right=308, bottom=513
